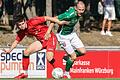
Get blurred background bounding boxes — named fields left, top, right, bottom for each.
left=0, top=0, right=120, bottom=46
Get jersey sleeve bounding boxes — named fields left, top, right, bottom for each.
left=27, top=17, right=46, bottom=26
left=58, top=7, right=76, bottom=21
left=16, top=30, right=26, bottom=42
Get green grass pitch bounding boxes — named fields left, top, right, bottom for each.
left=1, top=78, right=120, bottom=80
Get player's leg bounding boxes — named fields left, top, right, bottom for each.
left=56, top=33, right=75, bottom=79
left=22, top=41, right=43, bottom=73
left=63, top=48, right=86, bottom=63
left=60, top=40, right=75, bottom=79
left=75, top=47, right=86, bottom=57
left=46, top=51, right=56, bottom=67
left=71, top=33, right=86, bottom=57
left=15, top=41, right=42, bottom=79
left=65, top=48, right=85, bottom=61
left=64, top=45, right=76, bottom=79
left=46, top=33, right=57, bottom=68
left=63, top=33, right=86, bottom=78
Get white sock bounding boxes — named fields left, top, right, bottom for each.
left=65, top=71, right=69, bottom=75
left=22, top=70, right=28, bottom=75
left=24, top=70, right=28, bottom=75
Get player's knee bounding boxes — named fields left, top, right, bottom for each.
left=81, top=51, right=86, bottom=55
left=24, top=50, right=30, bottom=56
left=70, top=53, right=77, bottom=61
left=47, top=52, right=55, bottom=65
left=79, top=48, right=86, bottom=55
left=47, top=56, right=53, bottom=62
left=46, top=52, right=54, bottom=61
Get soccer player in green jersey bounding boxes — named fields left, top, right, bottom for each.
left=45, top=1, right=86, bottom=79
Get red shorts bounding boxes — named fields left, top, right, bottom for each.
left=42, top=32, right=57, bottom=53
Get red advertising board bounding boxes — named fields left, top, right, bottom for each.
left=47, top=50, right=120, bottom=78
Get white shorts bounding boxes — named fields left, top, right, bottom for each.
left=56, top=32, right=84, bottom=54
left=104, top=6, right=116, bottom=20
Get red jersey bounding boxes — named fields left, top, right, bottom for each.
left=16, top=16, right=57, bottom=52
left=16, top=17, right=48, bottom=42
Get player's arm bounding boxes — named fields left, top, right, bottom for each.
left=28, top=17, right=46, bottom=26
left=45, top=10, right=72, bottom=35
left=44, top=18, right=57, bottom=40
left=9, top=40, right=19, bottom=51
left=44, top=11, right=71, bottom=40
left=44, top=8, right=73, bottom=40
left=2, top=40, right=23, bottom=54
left=2, top=30, right=25, bottom=54
left=44, top=16, right=69, bottom=25
left=2, top=40, right=19, bottom=54
left=28, top=16, right=68, bottom=26
left=44, top=16, right=69, bottom=37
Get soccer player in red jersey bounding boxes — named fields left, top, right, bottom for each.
left=2, top=15, right=68, bottom=79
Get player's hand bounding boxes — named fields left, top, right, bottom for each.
left=59, top=21, right=69, bottom=25
left=44, top=32, right=51, bottom=40
left=2, top=48, right=11, bottom=54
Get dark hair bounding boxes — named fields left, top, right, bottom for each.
left=13, top=15, right=25, bottom=25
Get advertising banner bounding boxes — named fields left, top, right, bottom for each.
left=0, top=48, right=47, bottom=78
left=47, top=50, right=120, bottom=78
left=1, top=47, right=120, bottom=78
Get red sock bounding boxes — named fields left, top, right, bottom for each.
left=22, top=57, right=30, bottom=70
